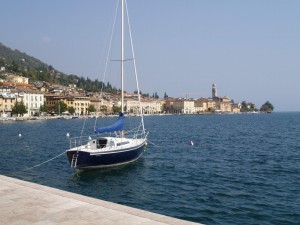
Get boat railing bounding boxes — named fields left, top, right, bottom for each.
left=69, top=126, right=146, bottom=150
left=123, top=126, right=146, bottom=140
left=69, top=134, right=99, bottom=150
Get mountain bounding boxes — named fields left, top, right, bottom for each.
left=0, top=42, right=117, bottom=93
left=0, top=42, right=49, bottom=72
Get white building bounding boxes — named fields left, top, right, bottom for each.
left=125, top=98, right=162, bottom=114
left=18, top=91, right=44, bottom=116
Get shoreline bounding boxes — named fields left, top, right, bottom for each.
left=0, top=111, right=273, bottom=122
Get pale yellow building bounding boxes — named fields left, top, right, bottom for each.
left=0, top=93, right=16, bottom=116
left=66, top=96, right=90, bottom=115
left=195, top=98, right=208, bottom=112
left=141, top=99, right=158, bottom=114
left=173, top=98, right=195, bottom=114
left=125, top=98, right=163, bottom=114
left=232, top=103, right=241, bottom=113
left=156, top=99, right=164, bottom=113
left=44, top=94, right=65, bottom=112
left=163, top=97, right=175, bottom=113
left=125, top=98, right=140, bottom=114
left=214, top=96, right=232, bottom=112
left=90, top=97, right=112, bottom=115
left=195, top=98, right=215, bottom=112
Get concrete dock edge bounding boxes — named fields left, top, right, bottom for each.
left=0, top=175, right=202, bottom=225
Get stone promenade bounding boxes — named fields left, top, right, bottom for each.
left=0, top=175, right=201, bottom=225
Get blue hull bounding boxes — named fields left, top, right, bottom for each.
left=67, top=143, right=145, bottom=170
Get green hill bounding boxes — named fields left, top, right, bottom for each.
left=0, top=42, right=49, bottom=72
left=0, top=42, right=117, bottom=93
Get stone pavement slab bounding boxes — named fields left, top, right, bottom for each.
left=0, top=175, right=202, bottom=225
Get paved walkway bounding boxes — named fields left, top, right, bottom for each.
left=0, top=175, right=201, bottom=225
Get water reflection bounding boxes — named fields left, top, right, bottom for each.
left=67, top=159, right=145, bottom=186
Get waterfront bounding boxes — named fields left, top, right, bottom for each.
left=0, top=113, right=300, bottom=225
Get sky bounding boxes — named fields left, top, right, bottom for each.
left=1, top=0, right=300, bottom=111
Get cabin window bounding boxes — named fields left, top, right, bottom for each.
left=109, top=140, right=115, bottom=147
left=97, top=138, right=107, bottom=149
left=117, top=141, right=130, bottom=146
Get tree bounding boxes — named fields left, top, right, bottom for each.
left=87, top=104, right=96, bottom=114
left=9, top=60, right=19, bottom=72
left=164, top=92, right=168, bottom=99
left=240, top=101, right=257, bottom=112
left=142, top=93, right=149, bottom=98
left=241, top=101, right=248, bottom=112
left=68, top=106, right=75, bottom=114
left=54, top=101, right=67, bottom=114
left=260, top=101, right=274, bottom=113
left=0, top=57, right=5, bottom=67
left=112, top=105, right=121, bottom=114
left=12, top=101, right=27, bottom=117
left=152, top=92, right=159, bottom=99
left=40, top=105, right=48, bottom=113
left=100, top=105, right=107, bottom=113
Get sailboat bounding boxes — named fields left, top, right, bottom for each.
left=66, top=0, right=148, bottom=170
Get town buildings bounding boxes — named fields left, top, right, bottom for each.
left=0, top=72, right=243, bottom=117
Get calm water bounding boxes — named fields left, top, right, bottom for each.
left=1, top=113, right=300, bottom=225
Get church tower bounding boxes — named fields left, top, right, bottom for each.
left=212, top=83, right=217, bottom=98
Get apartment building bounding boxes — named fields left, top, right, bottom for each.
left=18, top=90, right=44, bottom=116
left=173, top=98, right=195, bottom=114
left=0, top=92, right=16, bottom=117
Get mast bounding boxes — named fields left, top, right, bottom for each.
left=121, top=0, right=124, bottom=113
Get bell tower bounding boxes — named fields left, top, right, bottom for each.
left=212, top=83, right=217, bottom=98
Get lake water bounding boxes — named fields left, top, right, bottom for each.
left=1, top=113, right=300, bottom=225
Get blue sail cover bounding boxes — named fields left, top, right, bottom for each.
left=95, top=113, right=125, bottom=133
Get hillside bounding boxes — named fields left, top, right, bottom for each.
left=0, top=42, right=49, bottom=72
left=0, top=42, right=117, bottom=93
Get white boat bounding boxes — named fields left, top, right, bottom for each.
left=66, top=0, right=148, bottom=170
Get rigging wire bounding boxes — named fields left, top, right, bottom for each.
left=125, top=0, right=146, bottom=136
left=94, top=0, right=120, bottom=131
left=79, top=117, right=87, bottom=146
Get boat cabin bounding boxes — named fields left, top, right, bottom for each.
left=87, top=137, right=132, bottom=150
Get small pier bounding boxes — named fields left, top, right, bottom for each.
left=0, top=175, right=201, bottom=224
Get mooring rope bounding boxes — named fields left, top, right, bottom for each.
left=147, top=139, right=161, bottom=148
left=6, top=150, right=66, bottom=175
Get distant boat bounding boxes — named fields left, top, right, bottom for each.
left=66, top=0, right=148, bottom=170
